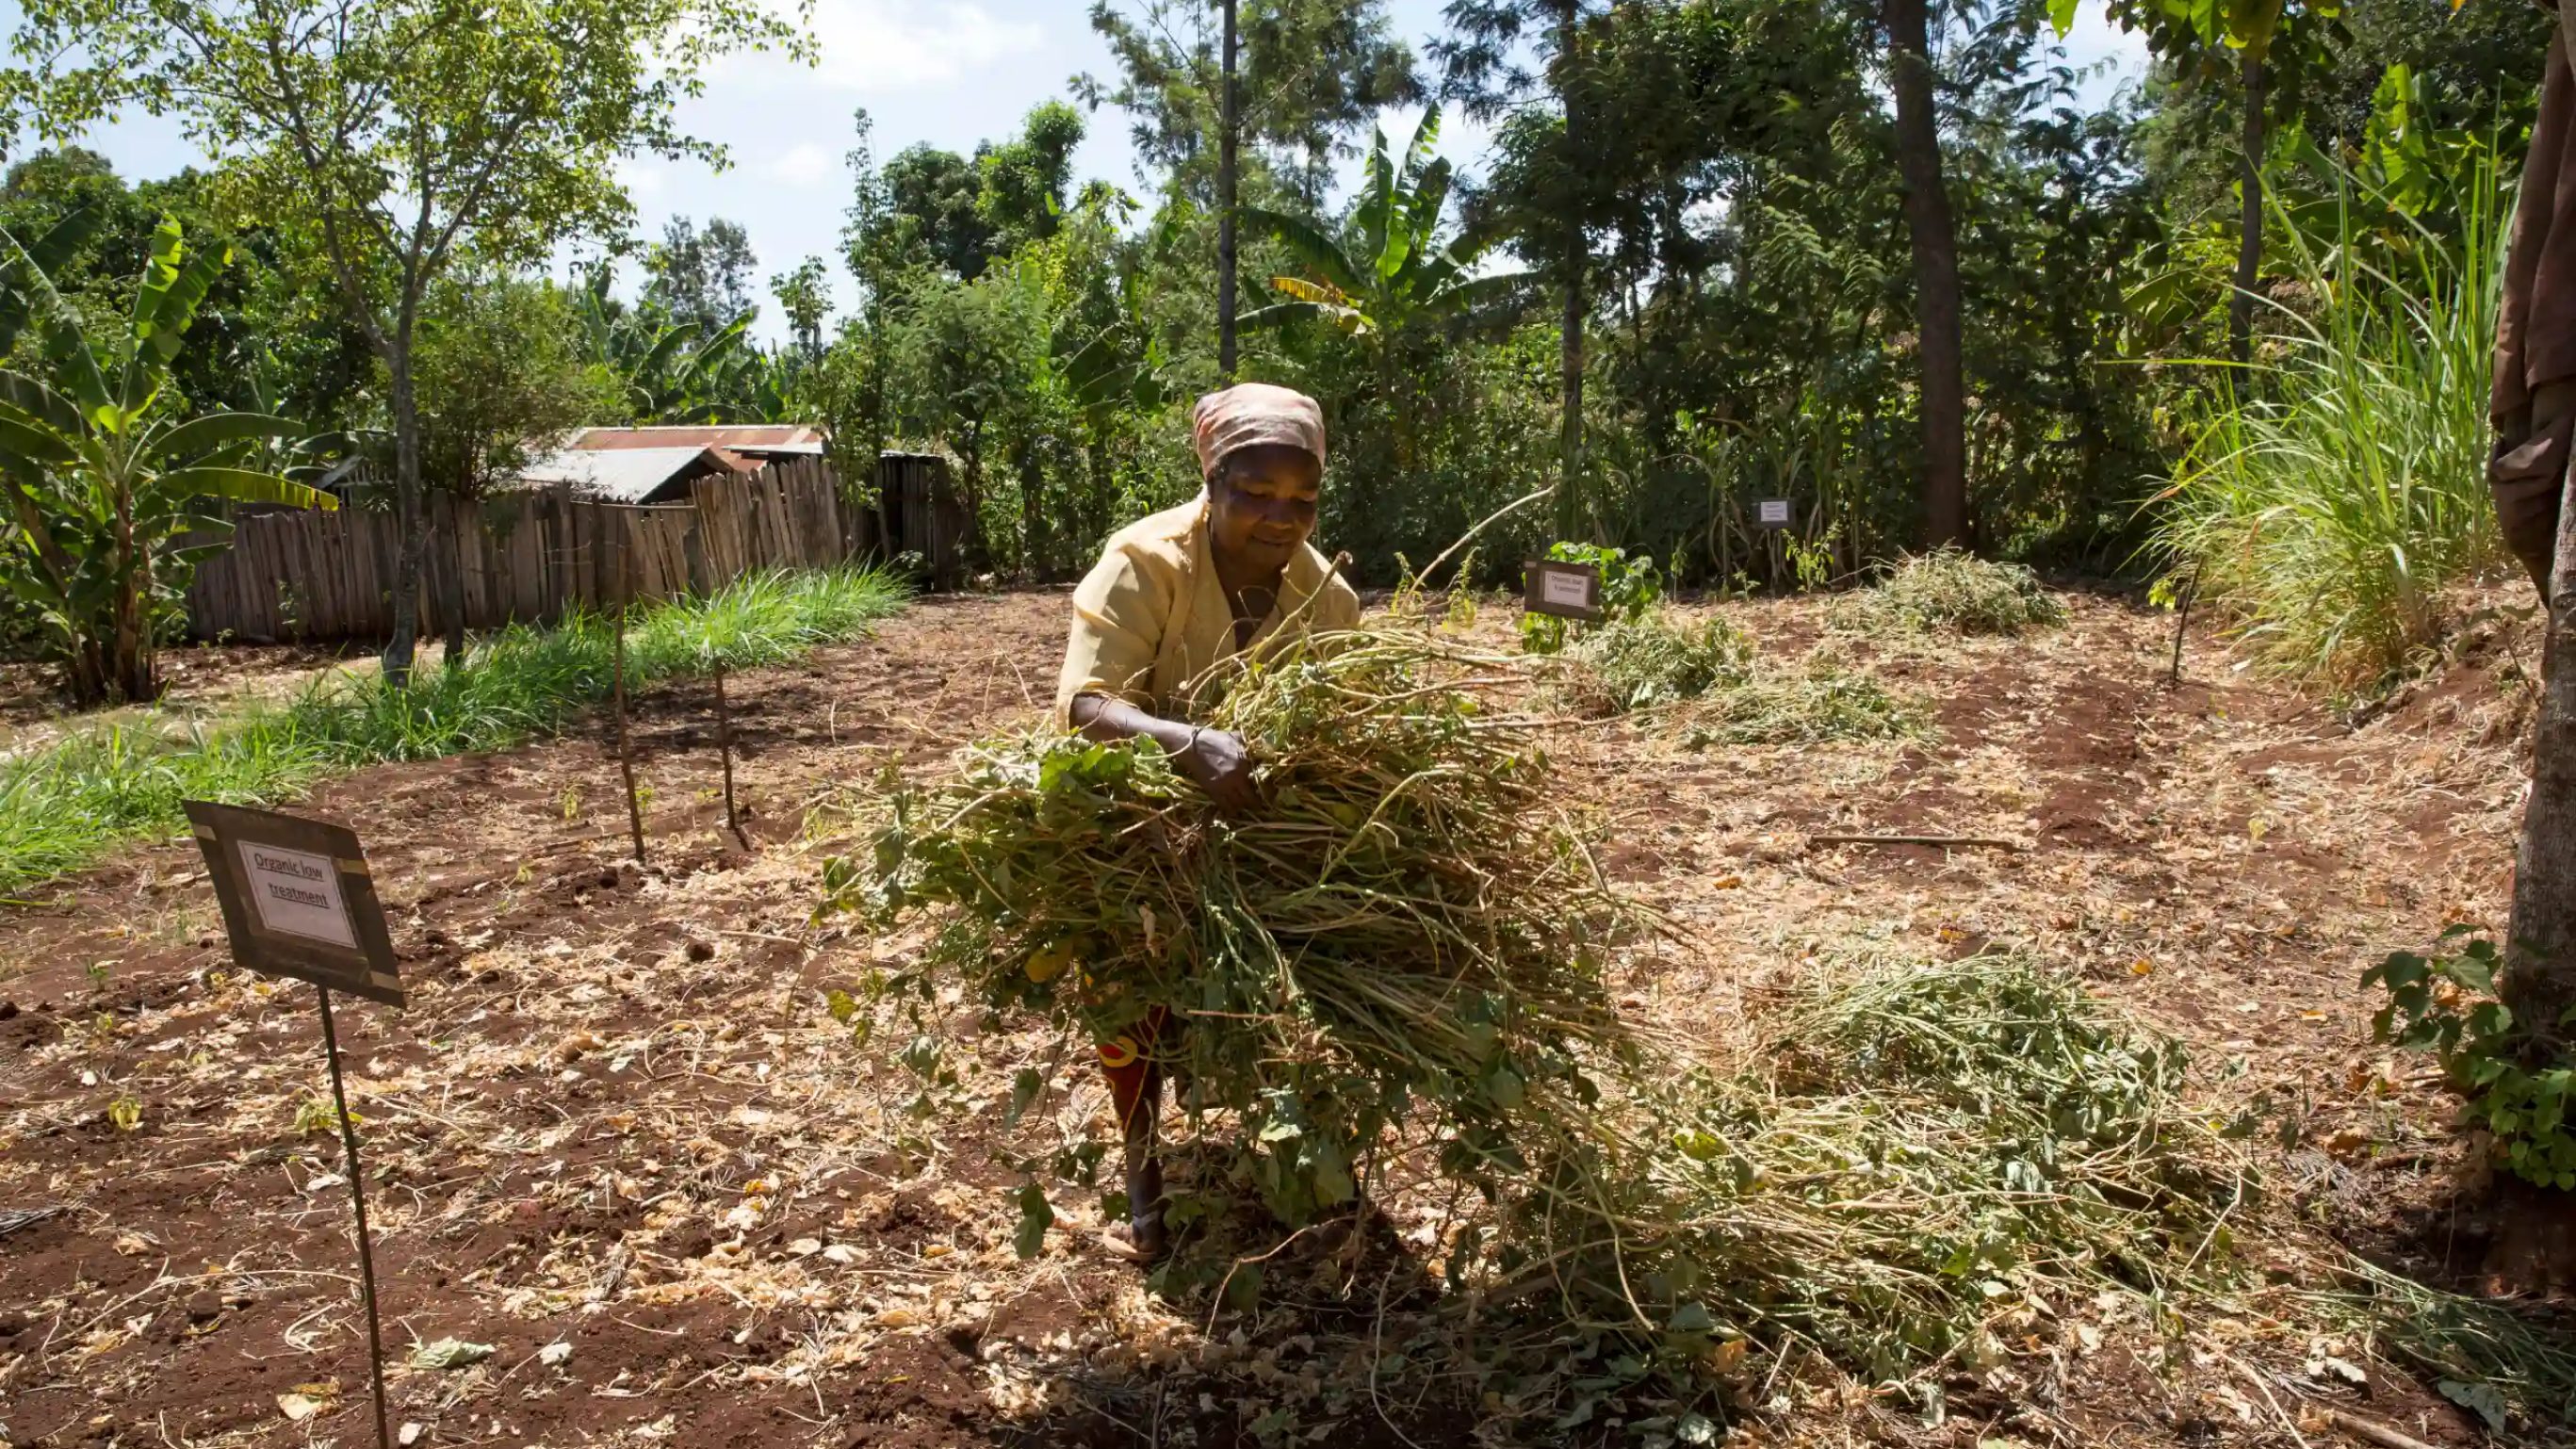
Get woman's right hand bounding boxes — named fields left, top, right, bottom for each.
left=1176, top=727, right=1259, bottom=812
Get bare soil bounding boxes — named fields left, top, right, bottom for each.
left=0, top=587, right=2564, bottom=1449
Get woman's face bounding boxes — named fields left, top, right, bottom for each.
left=1207, top=444, right=1322, bottom=575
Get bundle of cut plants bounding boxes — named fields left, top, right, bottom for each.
left=1459, top=952, right=2256, bottom=1424
left=826, top=628, right=1643, bottom=1230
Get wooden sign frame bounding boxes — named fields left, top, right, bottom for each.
left=1524, top=559, right=1605, bottom=623
left=1755, top=498, right=1794, bottom=530
left=186, top=801, right=403, bottom=1006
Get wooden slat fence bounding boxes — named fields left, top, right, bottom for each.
left=186, top=453, right=961, bottom=643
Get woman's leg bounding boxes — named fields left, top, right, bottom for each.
left=1099, top=1007, right=1169, bottom=1257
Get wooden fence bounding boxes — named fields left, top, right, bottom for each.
left=185, top=453, right=961, bottom=643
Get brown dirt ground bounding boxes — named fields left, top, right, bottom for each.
left=0, top=586, right=2567, bottom=1449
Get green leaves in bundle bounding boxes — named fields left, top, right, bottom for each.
left=826, top=630, right=1639, bottom=1244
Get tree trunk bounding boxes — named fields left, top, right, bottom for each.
left=1217, top=0, right=1241, bottom=384
left=2230, top=50, right=2268, bottom=365
left=2488, top=2, right=2576, bottom=1287
left=383, top=334, right=426, bottom=688
left=1885, top=0, right=1969, bottom=549
left=1556, top=0, right=1587, bottom=541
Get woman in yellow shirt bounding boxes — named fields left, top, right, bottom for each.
left=1053, top=382, right=1361, bottom=1259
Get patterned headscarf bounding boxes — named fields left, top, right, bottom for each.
left=1190, top=383, right=1327, bottom=480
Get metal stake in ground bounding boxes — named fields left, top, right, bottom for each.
left=315, top=984, right=394, bottom=1449
left=180, top=802, right=403, bottom=1449
left=2167, top=567, right=2200, bottom=685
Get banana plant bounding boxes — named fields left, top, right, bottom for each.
left=1239, top=108, right=1528, bottom=345
left=0, top=215, right=329, bottom=705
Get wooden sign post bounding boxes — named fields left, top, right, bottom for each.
left=185, top=802, right=400, bottom=1449
left=1524, top=559, right=1605, bottom=623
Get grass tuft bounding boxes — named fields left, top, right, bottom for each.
left=0, top=567, right=906, bottom=892
left=1837, top=548, right=2066, bottom=638
left=2151, top=172, right=2505, bottom=690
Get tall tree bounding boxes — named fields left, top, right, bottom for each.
left=1439, top=0, right=1602, bottom=537
left=861, top=103, right=1088, bottom=283
left=644, top=216, right=760, bottom=335
left=1883, top=0, right=1968, bottom=546
left=1082, top=0, right=1422, bottom=205
left=771, top=255, right=833, bottom=360
left=1220, top=0, right=1242, bottom=381
left=1082, top=0, right=1418, bottom=372
left=2077, top=0, right=2342, bottom=361
left=0, top=0, right=807, bottom=684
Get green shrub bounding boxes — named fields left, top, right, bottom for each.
left=1569, top=611, right=1754, bottom=712
left=1842, top=548, right=2064, bottom=637
left=1520, top=542, right=1661, bottom=654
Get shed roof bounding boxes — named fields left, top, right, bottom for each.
left=516, top=446, right=724, bottom=505
left=566, top=425, right=821, bottom=451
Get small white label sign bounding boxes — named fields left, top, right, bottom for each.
left=1540, top=570, right=1594, bottom=609
left=236, top=840, right=357, bottom=949
left=1756, top=498, right=1792, bottom=527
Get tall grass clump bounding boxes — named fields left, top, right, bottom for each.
left=1838, top=548, right=2064, bottom=637
left=2154, top=154, right=2506, bottom=691
left=0, top=566, right=905, bottom=891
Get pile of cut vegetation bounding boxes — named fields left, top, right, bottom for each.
left=833, top=628, right=2251, bottom=1423
left=1839, top=548, right=2064, bottom=636
left=1561, top=611, right=1930, bottom=745
left=829, top=630, right=1641, bottom=1230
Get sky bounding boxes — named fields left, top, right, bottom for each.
left=0, top=0, right=2148, bottom=344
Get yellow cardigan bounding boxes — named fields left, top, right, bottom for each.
left=1052, top=494, right=1361, bottom=725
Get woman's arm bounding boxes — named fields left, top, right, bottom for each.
left=1068, top=692, right=1259, bottom=812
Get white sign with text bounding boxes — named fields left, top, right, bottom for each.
left=236, top=839, right=359, bottom=949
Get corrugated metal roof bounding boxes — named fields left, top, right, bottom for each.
left=517, top=446, right=721, bottom=505
left=567, top=425, right=821, bottom=451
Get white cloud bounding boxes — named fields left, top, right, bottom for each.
left=802, top=0, right=1043, bottom=90
left=614, top=157, right=667, bottom=198
left=763, top=142, right=835, bottom=187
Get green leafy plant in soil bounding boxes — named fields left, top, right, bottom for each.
left=1835, top=548, right=2064, bottom=638
left=0, top=566, right=906, bottom=891
left=1521, top=542, right=1662, bottom=654
left=2366, top=929, right=2576, bottom=1190
left=1566, top=611, right=1754, bottom=713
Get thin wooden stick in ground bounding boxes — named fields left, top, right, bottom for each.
left=1808, top=833, right=2024, bottom=852
left=2310, top=1408, right=2442, bottom=1449
left=612, top=548, right=645, bottom=865
left=714, top=659, right=748, bottom=850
